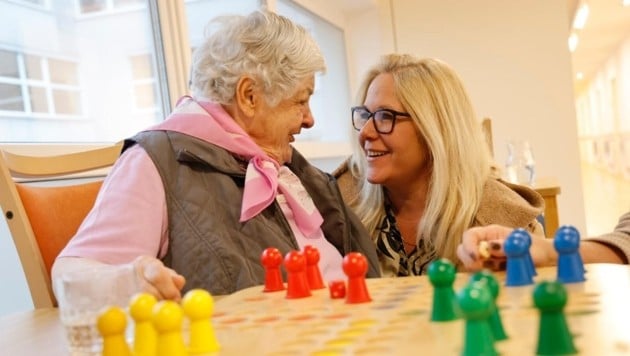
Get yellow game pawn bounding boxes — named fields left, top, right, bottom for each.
left=130, top=293, right=157, bottom=356
left=153, top=300, right=188, bottom=356
left=97, top=306, right=131, bottom=356
left=182, top=289, right=221, bottom=354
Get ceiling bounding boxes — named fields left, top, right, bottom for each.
left=568, top=0, right=630, bottom=94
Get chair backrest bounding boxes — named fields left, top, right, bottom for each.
left=0, top=143, right=122, bottom=308
left=481, top=117, right=494, bottom=157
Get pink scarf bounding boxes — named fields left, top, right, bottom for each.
left=148, top=97, right=324, bottom=237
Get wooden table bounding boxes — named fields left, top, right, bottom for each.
left=533, top=176, right=561, bottom=237
left=0, top=308, right=65, bottom=356
left=2, top=264, right=629, bottom=355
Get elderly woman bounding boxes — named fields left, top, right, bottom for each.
left=334, top=54, right=544, bottom=277
left=52, top=10, right=379, bottom=299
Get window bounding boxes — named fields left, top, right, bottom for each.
left=0, top=48, right=82, bottom=116
left=129, top=54, right=158, bottom=111
left=0, top=0, right=165, bottom=142
left=12, top=0, right=47, bottom=8
left=77, top=0, right=144, bottom=15
left=1, top=0, right=354, bottom=145
left=277, top=0, right=352, bottom=143
left=184, top=0, right=259, bottom=45
left=78, top=0, right=107, bottom=14
left=183, top=0, right=353, bottom=144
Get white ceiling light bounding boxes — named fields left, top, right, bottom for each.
left=572, top=2, right=590, bottom=29
left=623, top=0, right=630, bottom=6
left=576, top=72, right=584, bottom=80
left=569, top=33, right=579, bottom=52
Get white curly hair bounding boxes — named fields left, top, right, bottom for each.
left=190, top=10, right=326, bottom=106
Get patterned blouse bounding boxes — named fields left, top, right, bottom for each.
left=375, top=203, right=436, bottom=277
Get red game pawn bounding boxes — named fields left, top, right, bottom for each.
left=284, top=250, right=312, bottom=299
left=261, top=247, right=285, bottom=292
left=342, top=252, right=372, bottom=304
left=303, top=245, right=326, bottom=290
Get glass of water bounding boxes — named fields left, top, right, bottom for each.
left=505, top=140, right=536, bottom=186
left=54, top=265, right=139, bottom=355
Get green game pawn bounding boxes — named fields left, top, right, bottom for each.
left=428, top=258, right=459, bottom=321
left=470, top=270, right=508, bottom=341
left=457, top=282, right=497, bottom=356
left=533, top=281, right=578, bottom=355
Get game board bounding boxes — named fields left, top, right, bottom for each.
left=208, top=264, right=630, bottom=355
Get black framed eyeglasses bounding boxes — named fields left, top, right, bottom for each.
left=351, top=106, right=411, bottom=134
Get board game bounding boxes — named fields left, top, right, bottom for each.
left=207, top=263, right=630, bottom=355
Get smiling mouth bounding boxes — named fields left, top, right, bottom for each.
left=366, top=150, right=387, bottom=158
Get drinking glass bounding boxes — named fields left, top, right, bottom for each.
left=505, top=140, right=536, bottom=186
left=54, top=265, right=139, bottom=355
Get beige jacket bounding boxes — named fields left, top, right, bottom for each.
left=586, top=212, right=630, bottom=263
left=332, top=160, right=545, bottom=235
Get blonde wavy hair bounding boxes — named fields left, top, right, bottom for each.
left=348, top=54, right=497, bottom=265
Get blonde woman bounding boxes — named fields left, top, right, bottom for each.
left=334, top=54, right=543, bottom=276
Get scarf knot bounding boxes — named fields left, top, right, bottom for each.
left=240, top=156, right=279, bottom=222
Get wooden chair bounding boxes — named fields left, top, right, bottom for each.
left=0, top=143, right=122, bottom=308
left=481, top=117, right=494, bottom=157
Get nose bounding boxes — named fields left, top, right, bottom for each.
left=359, top=117, right=378, bottom=139
left=301, top=107, right=314, bottom=129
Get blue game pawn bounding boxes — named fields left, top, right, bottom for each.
left=554, top=226, right=586, bottom=283
left=559, top=225, right=586, bottom=275
left=504, top=229, right=534, bottom=286
left=520, top=229, right=537, bottom=276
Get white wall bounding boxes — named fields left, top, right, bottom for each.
left=0, top=219, right=34, bottom=315
left=343, top=0, right=586, bottom=232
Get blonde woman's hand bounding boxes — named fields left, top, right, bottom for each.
left=457, top=225, right=511, bottom=272
left=457, top=225, right=557, bottom=272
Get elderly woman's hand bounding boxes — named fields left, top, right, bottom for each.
left=457, top=225, right=557, bottom=272
left=132, top=256, right=186, bottom=301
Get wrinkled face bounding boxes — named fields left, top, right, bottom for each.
left=359, top=73, right=431, bottom=189
left=249, top=76, right=315, bottom=165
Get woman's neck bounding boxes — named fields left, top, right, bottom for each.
left=386, top=182, right=429, bottom=255
left=386, top=181, right=429, bottom=221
